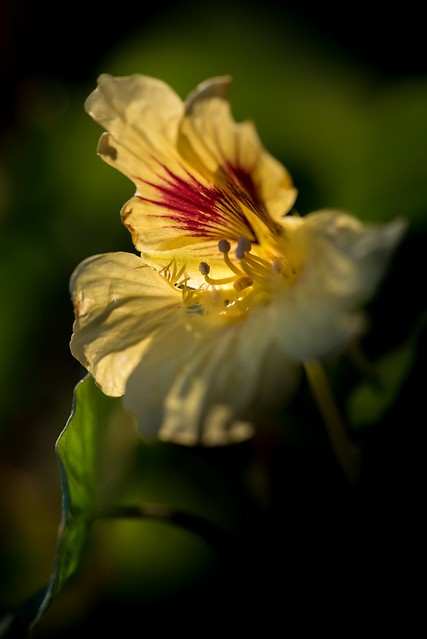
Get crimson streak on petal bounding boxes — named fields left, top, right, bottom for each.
left=133, top=158, right=261, bottom=240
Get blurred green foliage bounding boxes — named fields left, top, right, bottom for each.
left=0, top=1, right=425, bottom=635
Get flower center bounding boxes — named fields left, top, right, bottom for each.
left=183, top=237, right=297, bottom=322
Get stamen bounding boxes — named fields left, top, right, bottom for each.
left=218, top=239, right=231, bottom=253
left=235, top=237, right=252, bottom=259
left=223, top=251, right=247, bottom=278
left=245, top=252, right=272, bottom=270
left=243, top=253, right=272, bottom=274
left=198, top=261, right=211, bottom=276
left=217, top=237, right=251, bottom=277
left=205, top=274, right=238, bottom=286
left=239, top=260, right=272, bottom=285
left=190, top=233, right=288, bottom=320
left=233, top=276, right=253, bottom=291
left=159, top=260, right=188, bottom=289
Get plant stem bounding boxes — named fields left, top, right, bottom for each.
left=304, top=359, right=360, bottom=485
left=97, top=503, right=231, bottom=551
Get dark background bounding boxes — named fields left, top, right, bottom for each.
left=0, top=1, right=425, bottom=635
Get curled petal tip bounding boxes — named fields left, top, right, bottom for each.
left=184, top=75, right=232, bottom=115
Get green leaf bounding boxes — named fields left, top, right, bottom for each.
left=347, top=314, right=427, bottom=428
left=0, top=374, right=234, bottom=638
left=30, top=375, right=114, bottom=633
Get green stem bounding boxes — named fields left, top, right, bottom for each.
left=97, top=503, right=231, bottom=552
left=304, top=360, right=360, bottom=486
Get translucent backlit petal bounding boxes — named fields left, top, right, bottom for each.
left=85, top=74, right=183, bottom=161
left=271, top=212, right=407, bottom=360
left=70, top=252, right=182, bottom=397
left=125, top=310, right=299, bottom=446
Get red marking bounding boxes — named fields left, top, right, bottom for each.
left=135, top=159, right=259, bottom=239
left=224, top=162, right=280, bottom=235
left=225, top=162, right=259, bottom=202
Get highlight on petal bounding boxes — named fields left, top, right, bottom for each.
left=85, top=73, right=183, bottom=161
left=70, top=252, right=182, bottom=397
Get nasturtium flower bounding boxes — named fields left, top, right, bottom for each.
left=70, top=74, right=405, bottom=446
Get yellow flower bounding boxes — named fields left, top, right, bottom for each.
left=70, top=74, right=405, bottom=447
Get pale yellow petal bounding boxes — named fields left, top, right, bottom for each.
left=120, top=172, right=255, bottom=252
left=180, top=77, right=297, bottom=225
left=85, top=73, right=183, bottom=159
left=184, top=76, right=233, bottom=112
left=86, top=75, right=263, bottom=266
left=289, top=211, right=406, bottom=302
left=125, top=309, right=299, bottom=446
left=86, top=74, right=296, bottom=277
left=271, top=212, right=407, bottom=360
left=271, top=287, right=366, bottom=362
left=70, top=252, right=182, bottom=397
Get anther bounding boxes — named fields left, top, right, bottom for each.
left=233, top=276, right=253, bottom=292
left=236, top=237, right=252, bottom=260
left=198, top=261, right=211, bottom=275
left=218, top=239, right=231, bottom=254
left=218, top=238, right=247, bottom=278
